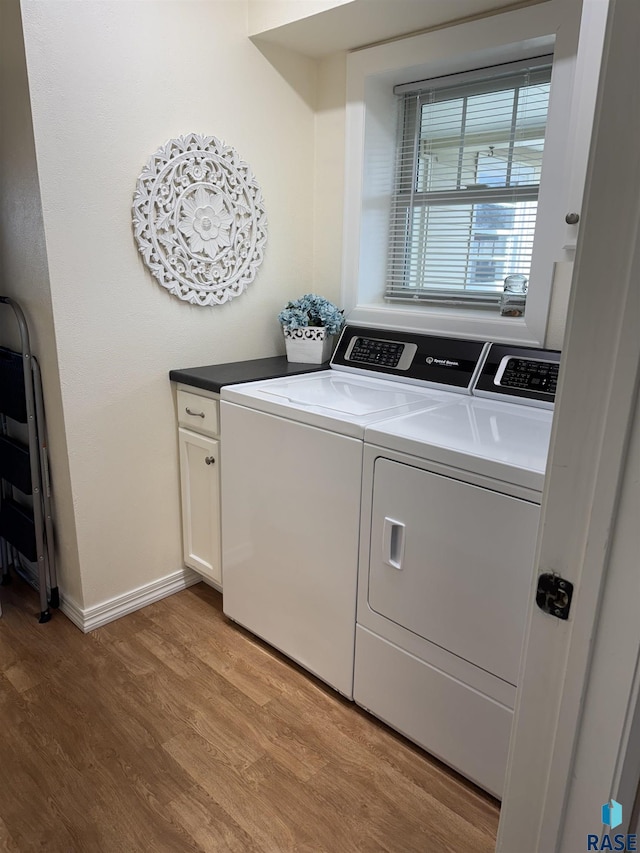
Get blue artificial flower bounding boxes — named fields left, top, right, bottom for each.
left=278, top=293, right=345, bottom=335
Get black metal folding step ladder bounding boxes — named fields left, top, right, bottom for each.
left=0, top=296, right=58, bottom=622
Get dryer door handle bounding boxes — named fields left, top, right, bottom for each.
left=383, top=517, right=405, bottom=570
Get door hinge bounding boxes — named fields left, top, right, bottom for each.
left=536, top=573, right=574, bottom=620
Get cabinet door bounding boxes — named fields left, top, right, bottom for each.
left=178, top=427, right=221, bottom=585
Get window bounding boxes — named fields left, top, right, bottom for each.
left=342, top=7, right=588, bottom=345
left=386, top=56, right=552, bottom=308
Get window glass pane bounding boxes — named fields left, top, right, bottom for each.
left=403, top=200, right=538, bottom=293
left=468, top=200, right=537, bottom=290
left=387, top=57, right=552, bottom=304
left=417, top=100, right=463, bottom=192
left=464, top=88, right=515, bottom=147
left=408, top=205, right=474, bottom=289
left=516, top=82, right=551, bottom=136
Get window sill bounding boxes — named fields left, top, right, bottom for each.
left=347, top=302, right=543, bottom=346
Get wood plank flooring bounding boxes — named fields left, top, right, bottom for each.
left=0, top=578, right=499, bottom=852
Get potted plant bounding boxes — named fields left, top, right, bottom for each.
left=278, top=294, right=345, bottom=363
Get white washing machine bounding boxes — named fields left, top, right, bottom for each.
left=354, top=343, right=560, bottom=797
left=220, top=328, right=489, bottom=698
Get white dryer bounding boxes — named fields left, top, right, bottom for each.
left=354, top=344, right=560, bottom=797
left=220, top=328, right=488, bottom=698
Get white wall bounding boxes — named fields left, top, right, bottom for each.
left=0, top=0, right=82, bottom=603
left=314, top=52, right=347, bottom=296
left=18, top=0, right=325, bottom=611
left=6, top=0, right=601, bottom=620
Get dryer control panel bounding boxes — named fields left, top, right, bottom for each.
left=473, top=344, right=561, bottom=408
left=331, top=326, right=489, bottom=393
left=495, top=356, right=559, bottom=395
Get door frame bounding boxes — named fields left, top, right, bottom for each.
left=497, top=0, right=640, bottom=849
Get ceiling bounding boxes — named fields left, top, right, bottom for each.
left=249, top=0, right=549, bottom=58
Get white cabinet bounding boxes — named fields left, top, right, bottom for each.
left=175, top=385, right=221, bottom=587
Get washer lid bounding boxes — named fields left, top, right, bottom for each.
left=221, top=371, right=455, bottom=438
left=365, top=396, right=553, bottom=492
left=258, top=373, right=435, bottom=415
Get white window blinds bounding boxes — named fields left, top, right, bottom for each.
left=386, top=56, right=552, bottom=306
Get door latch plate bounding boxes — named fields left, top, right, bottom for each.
left=536, top=573, right=574, bottom=620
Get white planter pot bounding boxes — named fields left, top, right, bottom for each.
left=283, top=327, right=334, bottom=364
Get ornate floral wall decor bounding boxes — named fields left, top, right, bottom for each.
left=132, top=133, right=267, bottom=306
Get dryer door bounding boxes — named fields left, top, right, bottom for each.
left=368, top=457, right=540, bottom=686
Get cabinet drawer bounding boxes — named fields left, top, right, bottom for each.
left=177, top=389, right=219, bottom=437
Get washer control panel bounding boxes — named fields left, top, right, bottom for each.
left=331, top=325, right=488, bottom=392
left=344, top=337, right=417, bottom=371
left=474, top=344, right=561, bottom=408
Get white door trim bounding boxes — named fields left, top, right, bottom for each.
left=558, top=382, right=640, bottom=847
left=497, top=0, right=640, bottom=849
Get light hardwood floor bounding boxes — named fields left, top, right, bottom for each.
left=0, top=578, right=499, bottom=852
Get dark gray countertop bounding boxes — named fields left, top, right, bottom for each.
left=169, top=356, right=328, bottom=394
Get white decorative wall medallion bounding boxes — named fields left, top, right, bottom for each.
left=132, top=133, right=267, bottom=306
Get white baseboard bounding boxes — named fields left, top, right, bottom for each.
left=7, top=558, right=202, bottom=632
left=69, top=567, right=202, bottom=633
left=60, top=595, right=85, bottom=631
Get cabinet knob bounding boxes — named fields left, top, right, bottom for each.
left=186, top=407, right=206, bottom=418
left=205, top=456, right=216, bottom=465
left=565, top=212, right=580, bottom=225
